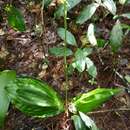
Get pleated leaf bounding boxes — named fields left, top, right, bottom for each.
left=72, top=88, right=121, bottom=113
left=5, top=77, right=64, bottom=118
left=0, top=70, right=16, bottom=128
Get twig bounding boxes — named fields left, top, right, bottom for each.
left=88, top=108, right=130, bottom=115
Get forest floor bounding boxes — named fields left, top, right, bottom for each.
left=0, top=0, right=130, bottom=130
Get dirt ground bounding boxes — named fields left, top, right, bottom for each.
left=0, top=0, right=130, bottom=130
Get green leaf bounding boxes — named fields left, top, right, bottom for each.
left=110, top=20, right=123, bottom=52
left=126, top=0, right=130, bottom=3
left=72, top=88, right=121, bottom=113
left=44, top=0, right=52, bottom=7
left=49, top=46, right=73, bottom=57
left=95, top=0, right=102, bottom=4
left=72, top=48, right=95, bottom=78
left=76, top=3, right=99, bottom=24
left=102, top=0, right=117, bottom=15
left=72, top=49, right=86, bottom=72
left=120, top=13, right=130, bottom=19
left=72, top=115, right=87, bottom=130
left=57, top=27, right=77, bottom=46
left=114, top=13, right=130, bottom=19
left=5, top=5, right=26, bottom=32
left=119, top=0, right=127, bottom=4
left=83, top=48, right=93, bottom=56
left=85, top=57, right=97, bottom=78
left=72, top=48, right=92, bottom=72
left=72, top=112, right=99, bottom=130
left=54, top=0, right=81, bottom=18
left=87, top=23, right=97, bottom=46
left=0, top=70, right=16, bottom=128
left=67, top=64, right=75, bottom=75
left=125, top=75, right=130, bottom=83
left=121, top=24, right=130, bottom=30
left=6, top=77, right=64, bottom=118
left=79, top=112, right=98, bottom=130
left=97, top=39, right=106, bottom=47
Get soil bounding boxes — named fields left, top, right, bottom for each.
left=0, top=0, right=130, bottom=130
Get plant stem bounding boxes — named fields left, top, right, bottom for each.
left=63, top=0, right=69, bottom=110
left=41, top=0, right=45, bottom=33
left=41, top=0, right=47, bottom=57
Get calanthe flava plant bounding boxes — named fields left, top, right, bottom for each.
left=0, top=0, right=129, bottom=129
left=0, top=70, right=122, bottom=129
